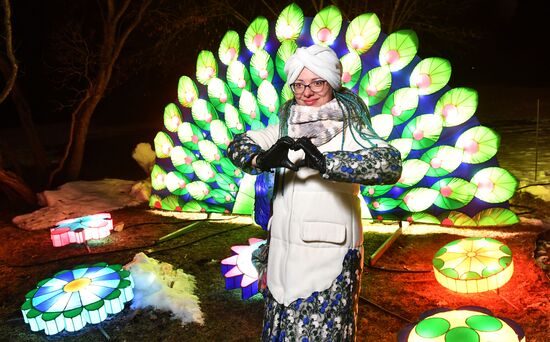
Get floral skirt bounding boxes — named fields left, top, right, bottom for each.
left=261, top=249, right=363, bottom=342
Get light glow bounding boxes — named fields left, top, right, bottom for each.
left=432, top=237, right=514, bottom=293
left=150, top=4, right=519, bottom=227
left=221, top=238, right=266, bottom=299
left=21, top=263, right=134, bottom=335
left=399, top=307, right=525, bottom=342
left=51, top=213, right=114, bottom=247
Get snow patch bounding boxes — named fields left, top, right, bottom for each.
left=132, top=142, right=156, bottom=174
left=519, top=217, right=545, bottom=226
left=521, top=184, right=550, bottom=202
left=12, top=178, right=147, bottom=230
left=124, top=252, right=204, bottom=325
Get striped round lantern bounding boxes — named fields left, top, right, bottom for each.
left=432, top=237, right=513, bottom=293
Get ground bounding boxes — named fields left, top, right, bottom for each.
left=0, top=190, right=548, bottom=342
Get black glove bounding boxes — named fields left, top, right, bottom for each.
left=294, top=137, right=326, bottom=173
left=255, top=136, right=298, bottom=172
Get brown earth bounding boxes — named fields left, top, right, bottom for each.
left=0, top=191, right=549, bottom=342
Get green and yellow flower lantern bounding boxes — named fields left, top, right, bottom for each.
left=432, top=238, right=513, bottom=293
left=398, top=307, right=525, bottom=342
left=21, top=263, right=134, bottom=335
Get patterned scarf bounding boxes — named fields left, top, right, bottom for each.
left=287, top=99, right=346, bottom=146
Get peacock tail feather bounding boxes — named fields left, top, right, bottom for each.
left=150, top=2, right=519, bottom=227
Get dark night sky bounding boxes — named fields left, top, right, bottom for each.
left=1, top=0, right=549, bottom=130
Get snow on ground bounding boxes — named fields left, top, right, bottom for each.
left=12, top=143, right=156, bottom=231
left=12, top=178, right=149, bottom=230
left=124, top=252, right=204, bottom=325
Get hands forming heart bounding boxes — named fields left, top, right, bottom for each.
left=255, top=136, right=326, bottom=173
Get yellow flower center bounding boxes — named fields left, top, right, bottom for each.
left=64, top=278, right=91, bottom=292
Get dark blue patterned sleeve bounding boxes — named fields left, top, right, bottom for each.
left=227, top=133, right=263, bottom=175
left=321, top=146, right=402, bottom=185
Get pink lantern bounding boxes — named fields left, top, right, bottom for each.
left=50, top=213, right=114, bottom=247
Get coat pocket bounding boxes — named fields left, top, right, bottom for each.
left=300, top=222, right=346, bottom=244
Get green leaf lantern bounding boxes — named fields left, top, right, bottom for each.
left=409, top=57, right=452, bottom=95
left=359, top=66, right=392, bottom=107
left=250, top=50, right=274, bottom=87
left=431, top=178, right=477, bottom=210
left=340, top=51, right=362, bottom=89
left=218, top=30, right=240, bottom=66
left=382, top=87, right=420, bottom=126
left=345, top=13, right=381, bottom=55
left=163, top=103, right=183, bottom=133
left=207, top=78, right=233, bottom=112
left=177, top=76, right=199, bottom=108
left=244, top=16, right=269, bottom=53
left=379, top=30, right=418, bottom=72
left=275, top=3, right=304, bottom=42
left=455, top=126, right=500, bottom=164
left=195, top=50, right=217, bottom=86
left=310, top=5, right=342, bottom=46
left=471, top=167, right=518, bottom=204
left=435, top=87, right=478, bottom=127
left=276, top=40, right=298, bottom=81
left=153, top=132, right=174, bottom=159
left=226, top=61, right=251, bottom=97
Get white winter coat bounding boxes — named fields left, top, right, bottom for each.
left=246, top=123, right=390, bottom=305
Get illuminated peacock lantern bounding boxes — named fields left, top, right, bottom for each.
left=149, top=3, right=519, bottom=227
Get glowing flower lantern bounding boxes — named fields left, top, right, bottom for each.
left=50, top=213, right=114, bottom=247
left=398, top=307, right=525, bottom=342
left=21, top=263, right=134, bottom=335
left=432, top=237, right=513, bottom=293
left=221, top=238, right=266, bottom=299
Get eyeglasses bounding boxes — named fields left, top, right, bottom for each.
left=290, top=80, right=327, bottom=94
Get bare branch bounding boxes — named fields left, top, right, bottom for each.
left=113, top=0, right=132, bottom=25
left=211, top=0, right=250, bottom=26
left=260, top=0, right=278, bottom=18
left=388, top=0, right=401, bottom=33
left=0, top=0, right=18, bottom=104
left=47, top=88, right=91, bottom=187
left=111, top=0, right=152, bottom=65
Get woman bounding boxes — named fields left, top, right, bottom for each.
left=227, top=45, right=402, bottom=341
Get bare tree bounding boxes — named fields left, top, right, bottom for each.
left=0, top=0, right=16, bottom=103
left=0, top=0, right=37, bottom=207
left=47, top=0, right=153, bottom=185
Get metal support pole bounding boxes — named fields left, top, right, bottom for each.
left=158, top=222, right=201, bottom=243
left=369, top=221, right=403, bottom=266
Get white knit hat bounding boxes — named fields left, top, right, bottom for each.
left=284, top=44, right=342, bottom=90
